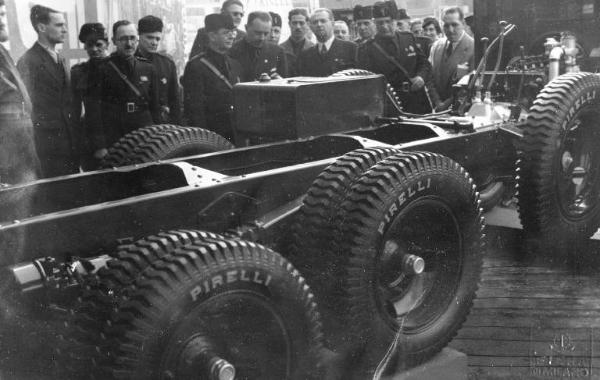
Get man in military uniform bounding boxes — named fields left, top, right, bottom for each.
left=189, top=0, right=246, bottom=58
left=71, top=22, right=109, bottom=170
left=18, top=4, right=77, bottom=178
left=181, top=14, right=241, bottom=140
left=297, top=8, right=357, bottom=77
left=279, top=8, right=314, bottom=77
left=135, top=15, right=181, bottom=124
left=358, top=1, right=432, bottom=114
left=0, top=0, right=39, bottom=184
left=268, top=12, right=282, bottom=44
left=229, top=11, right=287, bottom=81
left=353, top=5, right=375, bottom=45
left=89, top=20, right=160, bottom=161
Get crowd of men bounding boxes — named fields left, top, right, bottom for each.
left=0, top=0, right=473, bottom=185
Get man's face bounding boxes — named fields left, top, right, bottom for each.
left=224, top=4, right=244, bottom=28
left=269, top=26, right=281, bottom=44
left=245, top=18, right=271, bottom=48
left=375, top=17, right=397, bottom=37
left=139, top=31, right=162, bottom=53
left=0, top=6, right=8, bottom=43
left=443, top=11, right=464, bottom=42
left=397, top=19, right=411, bottom=32
left=333, top=23, right=349, bottom=41
left=209, top=28, right=235, bottom=52
left=356, top=19, right=375, bottom=40
left=289, top=14, right=309, bottom=41
left=411, top=22, right=423, bottom=36
left=310, top=11, right=333, bottom=42
left=39, top=12, right=67, bottom=44
left=113, top=24, right=138, bottom=57
left=423, top=23, right=438, bottom=40
left=84, top=38, right=109, bottom=60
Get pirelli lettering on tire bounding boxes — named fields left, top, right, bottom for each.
left=190, top=270, right=273, bottom=301
left=378, top=177, right=432, bottom=235
left=564, top=89, right=597, bottom=130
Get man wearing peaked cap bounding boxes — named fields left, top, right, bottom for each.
left=71, top=22, right=109, bottom=170
left=358, top=0, right=432, bottom=114
left=353, top=5, right=375, bottom=45
left=181, top=13, right=242, bottom=140
left=135, top=15, right=181, bottom=125
left=269, top=12, right=282, bottom=44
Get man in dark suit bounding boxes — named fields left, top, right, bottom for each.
left=228, top=11, right=287, bottom=81
left=358, top=1, right=432, bottom=114
left=0, top=0, right=39, bottom=184
left=279, top=8, right=314, bottom=77
left=89, top=20, right=160, bottom=160
left=297, top=8, right=357, bottom=77
left=428, top=6, right=474, bottom=111
left=181, top=14, right=241, bottom=140
left=189, top=0, right=247, bottom=58
left=136, top=15, right=181, bottom=124
left=17, top=4, right=77, bottom=177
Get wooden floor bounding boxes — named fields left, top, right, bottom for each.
left=449, top=223, right=600, bottom=380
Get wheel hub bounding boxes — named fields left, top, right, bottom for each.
left=172, top=334, right=236, bottom=380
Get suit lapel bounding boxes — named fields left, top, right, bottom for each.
left=34, top=43, right=62, bottom=85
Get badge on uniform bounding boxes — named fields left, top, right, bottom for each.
left=161, top=77, right=167, bottom=84
left=407, top=45, right=416, bottom=57
left=140, top=76, right=149, bottom=82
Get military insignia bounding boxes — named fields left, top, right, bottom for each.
left=140, top=76, right=148, bottom=82
left=161, top=77, right=167, bottom=84
left=409, top=45, right=415, bottom=53
left=264, top=59, right=268, bottom=63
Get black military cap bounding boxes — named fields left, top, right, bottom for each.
left=205, top=13, right=235, bottom=32
left=373, top=1, right=398, bottom=19
left=397, top=8, right=410, bottom=21
left=269, top=12, right=282, bottom=27
left=353, top=5, right=373, bottom=21
left=138, top=15, right=163, bottom=34
left=78, top=22, right=108, bottom=43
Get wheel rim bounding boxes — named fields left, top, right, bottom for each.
left=556, top=108, right=600, bottom=221
left=160, top=291, right=293, bottom=380
left=376, top=197, right=462, bottom=333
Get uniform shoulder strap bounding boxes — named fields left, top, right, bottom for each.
left=107, top=60, right=144, bottom=99
left=199, top=57, right=233, bottom=89
left=372, top=41, right=411, bottom=78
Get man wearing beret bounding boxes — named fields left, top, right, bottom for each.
left=297, top=8, right=357, bottom=77
left=0, top=0, right=40, bottom=184
left=358, top=1, right=432, bottom=114
left=135, top=15, right=181, bottom=124
left=18, top=4, right=77, bottom=177
left=189, top=0, right=247, bottom=58
left=229, top=11, right=287, bottom=81
left=353, top=5, right=375, bottom=45
left=279, top=8, right=314, bottom=77
left=181, top=14, right=241, bottom=140
left=88, top=20, right=160, bottom=161
left=71, top=23, right=109, bottom=170
left=268, top=12, right=282, bottom=45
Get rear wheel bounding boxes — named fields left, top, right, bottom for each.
left=517, top=72, right=600, bottom=251
left=102, top=124, right=234, bottom=167
left=100, top=236, right=324, bottom=380
left=338, top=152, right=483, bottom=373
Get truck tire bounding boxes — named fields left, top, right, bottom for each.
left=102, top=124, right=234, bottom=167
left=337, top=152, right=483, bottom=372
left=57, top=230, right=222, bottom=379
left=517, top=72, right=600, bottom=249
left=101, top=237, right=323, bottom=380
left=287, top=148, right=399, bottom=338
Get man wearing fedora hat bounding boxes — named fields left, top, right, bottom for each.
left=181, top=13, right=241, bottom=140
left=358, top=0, right=432, bottom=114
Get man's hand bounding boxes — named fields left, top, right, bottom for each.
left=94, top=148, right=108, bottom=159
left=410, top=76, right=425, bottom=91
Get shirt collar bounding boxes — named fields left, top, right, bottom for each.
left=37, top=41, right=58, bottom=63
left=318, top=35, right=335, bottom=51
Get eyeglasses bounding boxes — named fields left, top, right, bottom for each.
left=117, top=36, right=138, bottom=43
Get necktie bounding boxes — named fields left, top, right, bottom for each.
left=320, top=44, right=327, bottom=56
left=445, top=41, right=453, bottom=59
